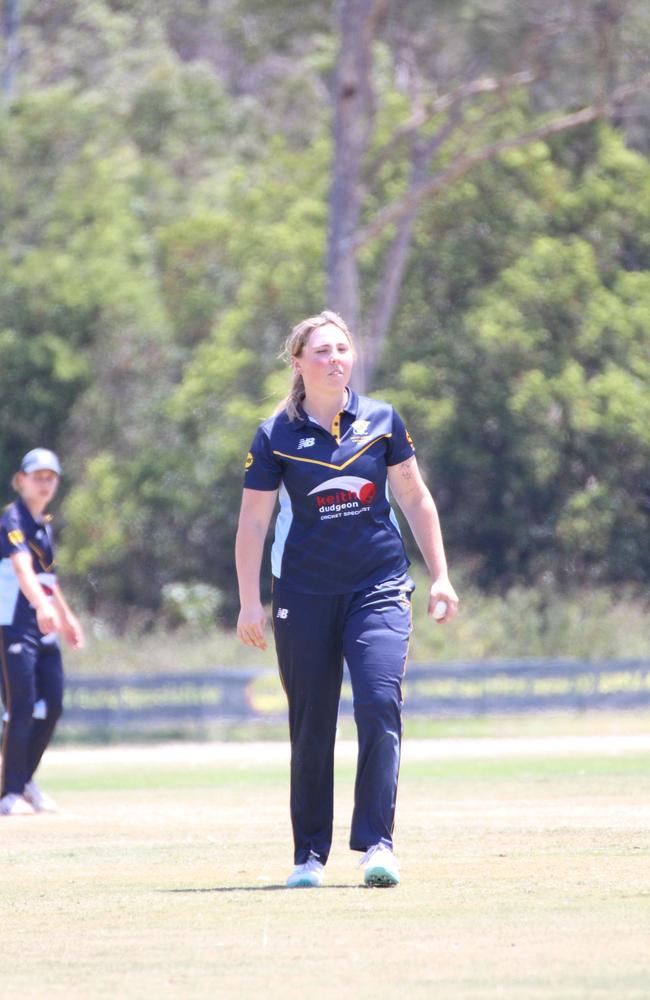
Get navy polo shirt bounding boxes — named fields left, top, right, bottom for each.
left=0, top=498, right=58, bottom=634
left=243, top=389, right=416, bottom=594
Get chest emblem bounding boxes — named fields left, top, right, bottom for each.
left=351, top=419, right=371, bottom=438
left=298, top=437, right=315, bottom=450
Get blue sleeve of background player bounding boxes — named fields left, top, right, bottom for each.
left=0, top=505, right=30, bottom=559
left=386, top=408, right=416, bottom=466
left=243, top=425, right=283, bottom=491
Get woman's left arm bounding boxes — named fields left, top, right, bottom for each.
left=387, top=456, right=459, bottom=623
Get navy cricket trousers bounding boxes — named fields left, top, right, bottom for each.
left=0, top=628, right=64, bottom=797
left=272, top=574, right=413, bottom=865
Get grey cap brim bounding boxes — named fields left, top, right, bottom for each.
left=20, top=448, right=62, bottom=476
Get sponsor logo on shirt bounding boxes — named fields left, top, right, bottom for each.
left=276, top=607, right=289, bottom=619
left=308, top=476, right=377, bottom=521
left=297, top=437, right=315, bottom=450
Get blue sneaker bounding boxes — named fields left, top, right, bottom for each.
left=286, top=854, right=325, bottom=888
left=361, top=844, right=400, bottom=887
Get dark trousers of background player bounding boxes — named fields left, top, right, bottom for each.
left=272, top=574, right=413, bottom=865
left=0, top=628, right=64, bottom=797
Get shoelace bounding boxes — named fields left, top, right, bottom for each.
left=296, top=854, right=323, bottom=873
left=359, top=844, right=390, bottom=867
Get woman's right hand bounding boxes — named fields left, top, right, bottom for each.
left=237, top=602, right=268, bottom=650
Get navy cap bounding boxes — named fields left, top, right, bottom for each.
left=20, top=448, right=62, bottom=476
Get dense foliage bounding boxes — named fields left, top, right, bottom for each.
left=1, top=0, right=649, bottom=625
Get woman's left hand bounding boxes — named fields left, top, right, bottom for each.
left=62, top=612, right=85, bottom=649
left=428, top=577, right=459, bottom=624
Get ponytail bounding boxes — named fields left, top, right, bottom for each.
left=276, top=372, right=306, bottom=421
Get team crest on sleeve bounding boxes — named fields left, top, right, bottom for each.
left=245, top=452, right=254, bottom=470
left=8, top=529, right=25, bottom=546
left=405, top=428, right=415, bottom=449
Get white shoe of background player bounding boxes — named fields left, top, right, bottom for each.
left=23, top=780, right=59, bottom=813
left=0, top=792, right=36, bottom=816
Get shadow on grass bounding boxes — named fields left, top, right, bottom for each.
left=160, top=884, right=362, bottom=893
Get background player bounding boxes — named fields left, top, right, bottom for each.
left=0, top=448, right=84, bottom=816
left=235, top=311, right=458, bottom=887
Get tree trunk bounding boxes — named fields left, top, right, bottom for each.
left=327, top=0, right=386, bottom=390
left=2, top=0, right=19, bottom=98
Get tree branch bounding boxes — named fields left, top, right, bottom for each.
left=353, top=72, right=650, bottom=253
left=362, top=143, right=429, bottom=385
left=369, top=69, right=537, bottom=176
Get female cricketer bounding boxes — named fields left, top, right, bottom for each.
left=235, top=311, right=458, bottom=887
left=0, top=448, right=84, bottom=816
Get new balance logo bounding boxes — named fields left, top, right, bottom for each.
left=298, top=438, right=315, bottom=450
left=276, top=608, right=289, bottom=619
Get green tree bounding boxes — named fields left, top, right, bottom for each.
left=3, top=1, right=650, bottom=624
left=388, top=127, right=650, bottom=587
left=161, top=136, right=329, bottom=611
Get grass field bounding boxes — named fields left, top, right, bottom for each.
left=2, top=737, right=650, bottom=999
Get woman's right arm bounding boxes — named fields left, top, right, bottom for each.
left=10, top=551, right=61, bottom=635
left=235, top=487, right=278, bottom=650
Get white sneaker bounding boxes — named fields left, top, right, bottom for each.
left=0, top=793, right=36, bottom=816
left=286, top=854, right=325, bottom=888
left=23, top=780, right=59, bottom=813
left=360, top=843, right=400, bottom=887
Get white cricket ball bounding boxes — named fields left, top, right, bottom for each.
left=433, top=599, right=448, bottom=620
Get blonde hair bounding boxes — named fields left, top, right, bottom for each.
left=277, top=310, right=356, bottom=421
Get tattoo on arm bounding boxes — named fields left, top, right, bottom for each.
left=391, top=457, right=421, bottom=503
left=400, top=458, right=416, bottom=481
